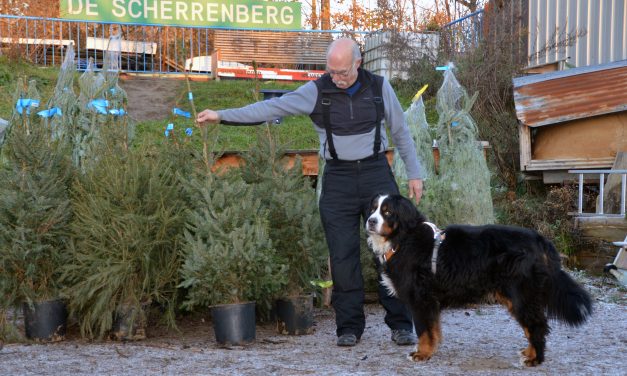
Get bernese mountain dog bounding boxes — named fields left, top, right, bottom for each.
left=365, top=194, right=592, bottom=366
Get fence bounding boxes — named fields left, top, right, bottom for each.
left=0, top=14, right=348, bottom=75
left=439, top=10, right=484, bottom=57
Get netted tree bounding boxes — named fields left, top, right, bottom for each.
left=392, top=88, right=435, bottom=196
left=420, top=64, right=494, bottom=226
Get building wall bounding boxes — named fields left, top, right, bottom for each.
left=362, top=31, right=439, bottom=80
left=528, top=0, right=627, bottom=68
left=532, top=113, right=627, bottom=161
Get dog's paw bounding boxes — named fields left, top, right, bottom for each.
left=519, top=349, right=540, bottom=367
left=407, top=351, right=431, bottom=362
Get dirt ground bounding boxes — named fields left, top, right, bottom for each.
left=119, top=75, right=184, bottom=122
left=4, top=78, right=624, bottom=375
left=0, top=271, right=625, bottom=376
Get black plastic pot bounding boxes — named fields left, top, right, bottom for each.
left=275, top=294, right=314, bottom=335
left=211, top=301, right=255, bottom=346
left=111, top=304, right=147, bottom=341
left=22, top=299, right=67, bottom=342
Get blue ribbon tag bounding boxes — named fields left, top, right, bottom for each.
left=88, top=99, right=109, bottom=114
left=185, top=127, right=193, bottom=136
left=451, top=121, right=459, bottom=127
left=173, top=108, right=191, bottom=118
left=436, top=66, right=450, bottom=71
left=188, top=92, right=193, bottom=101
left=15, top=98, right=41, bottom=115
left=37, top=107, right=62, bottom=118
left=109, top=108, right=126, bottom=116
left=165, top=123, right=174, bottom=137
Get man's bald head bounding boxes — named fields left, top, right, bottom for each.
left=326, top=38, right=361, bottom=63
left=325, top=38, right=362, bottom=89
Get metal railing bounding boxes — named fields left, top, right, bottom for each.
left=440, top=9, right=484, bottom=55
left=569, top=169, right=627, bottom=217
left=0, top=14, right=347, bottom=74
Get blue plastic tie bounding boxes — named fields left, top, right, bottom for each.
left=165, top=123, right=174, bottom=137
left=15, top=98, right=40, bottom=115
left=88, top=99, right=109, bottom=114
left=109, top=108, right=126, bottom=116
left=185, top=127, right=193, bottom=136
left=173, top=108, right=191, bottom=118
left=37, top=107, right=62, bottom=118
left=188, top=92, right=193, bottom=101
left=451, top=121, right=459, bottom=127
left=436, top=66, right=450, bottom=71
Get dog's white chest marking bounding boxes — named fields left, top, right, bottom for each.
left=380, top=272, right=398, bottom=297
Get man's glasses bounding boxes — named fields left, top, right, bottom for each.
left=327, top=62, right=355, bottom=77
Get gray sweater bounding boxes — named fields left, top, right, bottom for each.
left=218, top=77, right=423, bottom=180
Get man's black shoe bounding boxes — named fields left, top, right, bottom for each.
left=391, top=329, right=417, bottom=345
left=337, top=333, right=358, bottom=347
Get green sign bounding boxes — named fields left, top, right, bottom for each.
left=60, top=0, right=301, bottom=30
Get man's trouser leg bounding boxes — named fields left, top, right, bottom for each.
left=319, top=157, right=413, bottom=338
left=319, top=161, right=364, bottom=338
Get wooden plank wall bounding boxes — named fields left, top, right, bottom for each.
left=214, top=30, right=332, bottom=65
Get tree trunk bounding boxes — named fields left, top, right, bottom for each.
left=321, top=0, right=331, bottom=30
left=311, top=0, right=319, bottom=29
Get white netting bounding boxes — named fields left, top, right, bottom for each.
left=44, top=42, right=78, bottom=141
left=393, top=91, right=435, bottom=195
left=74, top=29, right=133, bottom=171
left=425, top=63, right=494, bottom=225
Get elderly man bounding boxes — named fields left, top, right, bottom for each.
left=197, top=37, right=424, bottom=347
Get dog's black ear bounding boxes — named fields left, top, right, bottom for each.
left=368, top=194, right=382, bottom=214
left=392, top=195, right=424, bottom=232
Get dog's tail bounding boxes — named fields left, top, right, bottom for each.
left=547, top=268, right=593, bottom=326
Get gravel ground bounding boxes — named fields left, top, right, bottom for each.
left=1, top=272, right=625, bottom=376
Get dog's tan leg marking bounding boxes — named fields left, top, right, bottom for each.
left=409, top=320, right=441, bottom=362
left=494, top=292, right=513, bottom=315
left=520, top=327, right=539, bottom=366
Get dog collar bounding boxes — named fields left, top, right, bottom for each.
left=423, top=222, right=445, bottom=274
left=383, top=247, right=396, bottom=262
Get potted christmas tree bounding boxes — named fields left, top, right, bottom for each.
left=179, top=172, right=289, bottom=345
left=61, top=141, right=189, bottom=340
left=239, top=127, right=327, bottom=335
left=0, top=79, right=73, bottom=342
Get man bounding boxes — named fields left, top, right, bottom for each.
left=197, top=38, right=424, bottom=347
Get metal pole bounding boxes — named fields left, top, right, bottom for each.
left=598, top=173, right=605, bottom=214
left=578, top=173, right=584, bottom=214
left=621, top=174, right=626, bottom=216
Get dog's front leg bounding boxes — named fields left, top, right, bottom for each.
left=408, top=298, right=442, bottom=362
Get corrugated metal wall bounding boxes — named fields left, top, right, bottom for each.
left=528, top=0, right=627, bottom=68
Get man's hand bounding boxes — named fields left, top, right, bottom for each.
left=408, top=179, right=423, bottom=205
left=197, top=109, right=220, bottom=124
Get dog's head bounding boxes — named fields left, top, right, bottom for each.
left=365, top=194, right=425, bottom=241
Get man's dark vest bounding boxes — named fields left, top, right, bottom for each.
left=311, top=69, right=384, bottom=160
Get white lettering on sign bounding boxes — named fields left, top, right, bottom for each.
left=62, top=1, right=300, bottom=28
left=160, top=1, right=173, bottom=20
left=144, top=0, right=158, bottom=18
left=86, top=0, right=97, bottom=16
left=281, top=6, right=293, bottom=24
left=206, top=3, right=218, bottom=22
left=251, top=5, right=263, bottom=24
left=191, top=2, right=203, bottom=21
left=128, top=0, right=141, bottom=18
left=112, top=0, right=125, bottom=17
left=266, top=6, right=278, bottom=25
left=236, top=4, right=249, bottom=23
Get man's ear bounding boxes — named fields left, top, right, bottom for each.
left=355, top=58, right=362, bottom=68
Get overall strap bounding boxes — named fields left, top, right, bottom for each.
left=371, top=75, right=384, bottom=158
left=321, top=91, right=339, bottom=160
